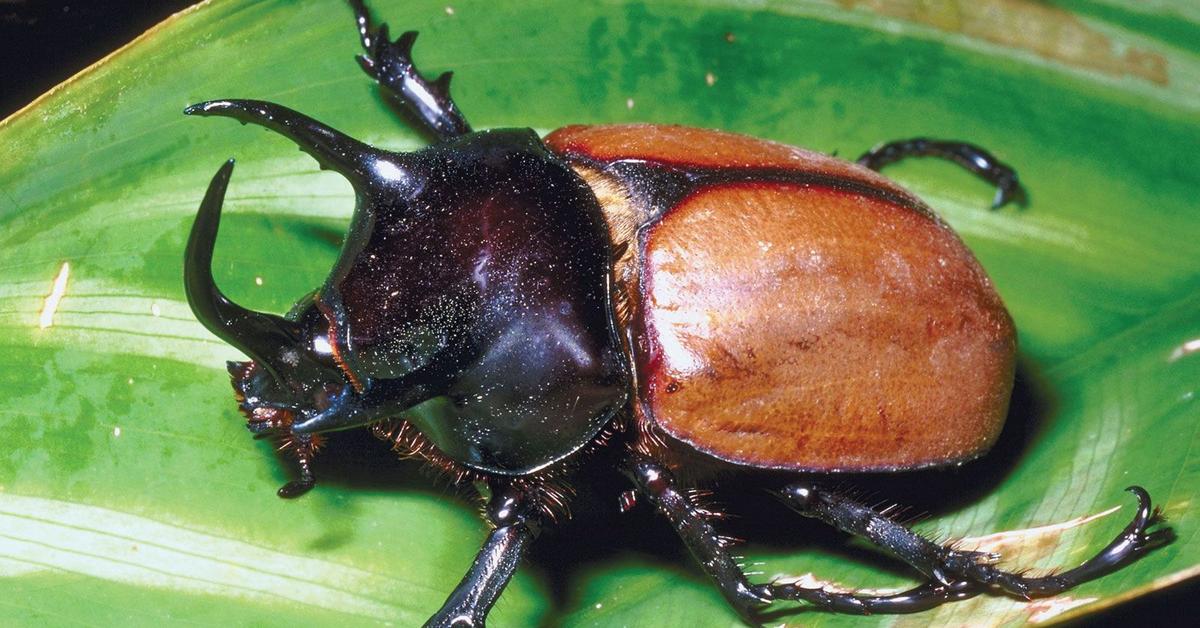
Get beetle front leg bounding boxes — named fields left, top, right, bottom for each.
left=425, top=485, right=540, bottom=628
left=856, top=138, right=1026, bottom=208
left=621, top=454, right=771, bottom=621
left=349, top=0, right=472, bottom=139
left=776, top=483, right=1172, bottom=604
left=275, top=432, right=319, bottom=498
left=249, top=419, right=321, bottom=498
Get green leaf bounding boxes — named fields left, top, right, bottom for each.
left=2, top=1, right=1197, bottom=626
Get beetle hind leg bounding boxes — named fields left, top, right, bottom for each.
left=348, top=0, right=472, bottom=139
left=856, top=138, right=1027, bottom=208
left=774, top=483, right=1172, bottom=608
left=619, top=456, right=975, bottom=619
left=764, top=578, right=980, bottom=614
left=937, top=486, right=1173, bottom=597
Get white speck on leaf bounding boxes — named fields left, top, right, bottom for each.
left=38, top=262, right=70, bottom=329
left=1169, top=338, right=1200, bottom=362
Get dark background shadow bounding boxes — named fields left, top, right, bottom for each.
left=1, top=1, right=199, bottom=119
left=307, top=359, right=1190, bottom=623
left=6, top=1, right=1192, bottom=624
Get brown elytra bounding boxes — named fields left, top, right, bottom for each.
left=546, top=124, right=1016, bottom=471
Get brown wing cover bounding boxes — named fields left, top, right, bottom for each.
left=545, top=124, right=1016, bottom=471
left=548, top=124, right=920, bottom=200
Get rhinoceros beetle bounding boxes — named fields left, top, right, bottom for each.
left=183, top=1, right=1170, bottom=625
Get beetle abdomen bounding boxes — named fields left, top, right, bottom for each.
left=546, top=125, right=1016, bottom=471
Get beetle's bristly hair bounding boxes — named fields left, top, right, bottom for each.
left=954, top=545, right=1002, bottom=565
left=371, top=419, right=485, bottom=488
left=715, top=534, right=744, bottom=549
left=631, top=408, right=670, bottom=459
left=275, top=433, right=325, bottom=454
left=274, top=431, right=325, bottom=473
left=923, top=530, right=952, bottom=547
left=876, top=501, right=918, bottom=524
left=830, top=483, right=877, bottom=508
left=531, top=480, right=575, bottom=524
left=898, top=510, right=932, bottom=528
left=684, top=487, right=731, bottom=522
left=370, top=413, right=629, bottom=525
left=694, top=507, right=730, bottom=521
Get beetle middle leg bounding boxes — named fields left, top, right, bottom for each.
left=425, top=484, right=541, bottom=628
left=769, top=483, right=1172, bottom=611
left=621, top=454, right=772, bottom=620
left=348, top=0, right=472, bottom=140
left=856, top=138, right=1027, bottom=209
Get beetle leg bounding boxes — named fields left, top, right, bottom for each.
left=184, top=99, right=389, bottom=188
left=856, top=138, right=1027, bottom=208
left=621, top=454, right=772, bottom=622
left=425, top=485, right=539, bottom=628
left=276, top=432, right=318, bottom=499
left=937, top=486, right=1174, bottom=597
left=348, top=0, right=472, bottom=140
left=766, top=578, right=980, bottom=614
left=776, top=483, right=1172, bottom=605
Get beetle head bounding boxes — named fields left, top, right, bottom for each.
left=186, top=160, right=353, bottom=431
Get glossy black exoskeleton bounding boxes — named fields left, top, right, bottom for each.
left=187, top=102, right=627, bottom=485
left=183, top=1, right=1170, bottom=626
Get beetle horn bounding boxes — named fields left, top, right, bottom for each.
left=184, top=99, right=395, bottom=187
left=185, top=159, right=301, bottom=382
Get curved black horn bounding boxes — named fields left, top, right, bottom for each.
left=185, top=159, right=300, bottom=381
left=184, top=100, right=394, bottom=188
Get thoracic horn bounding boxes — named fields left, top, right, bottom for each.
left=184, top=159, right=301, bottom=382
left=184, top=100, right=392, bottom=188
